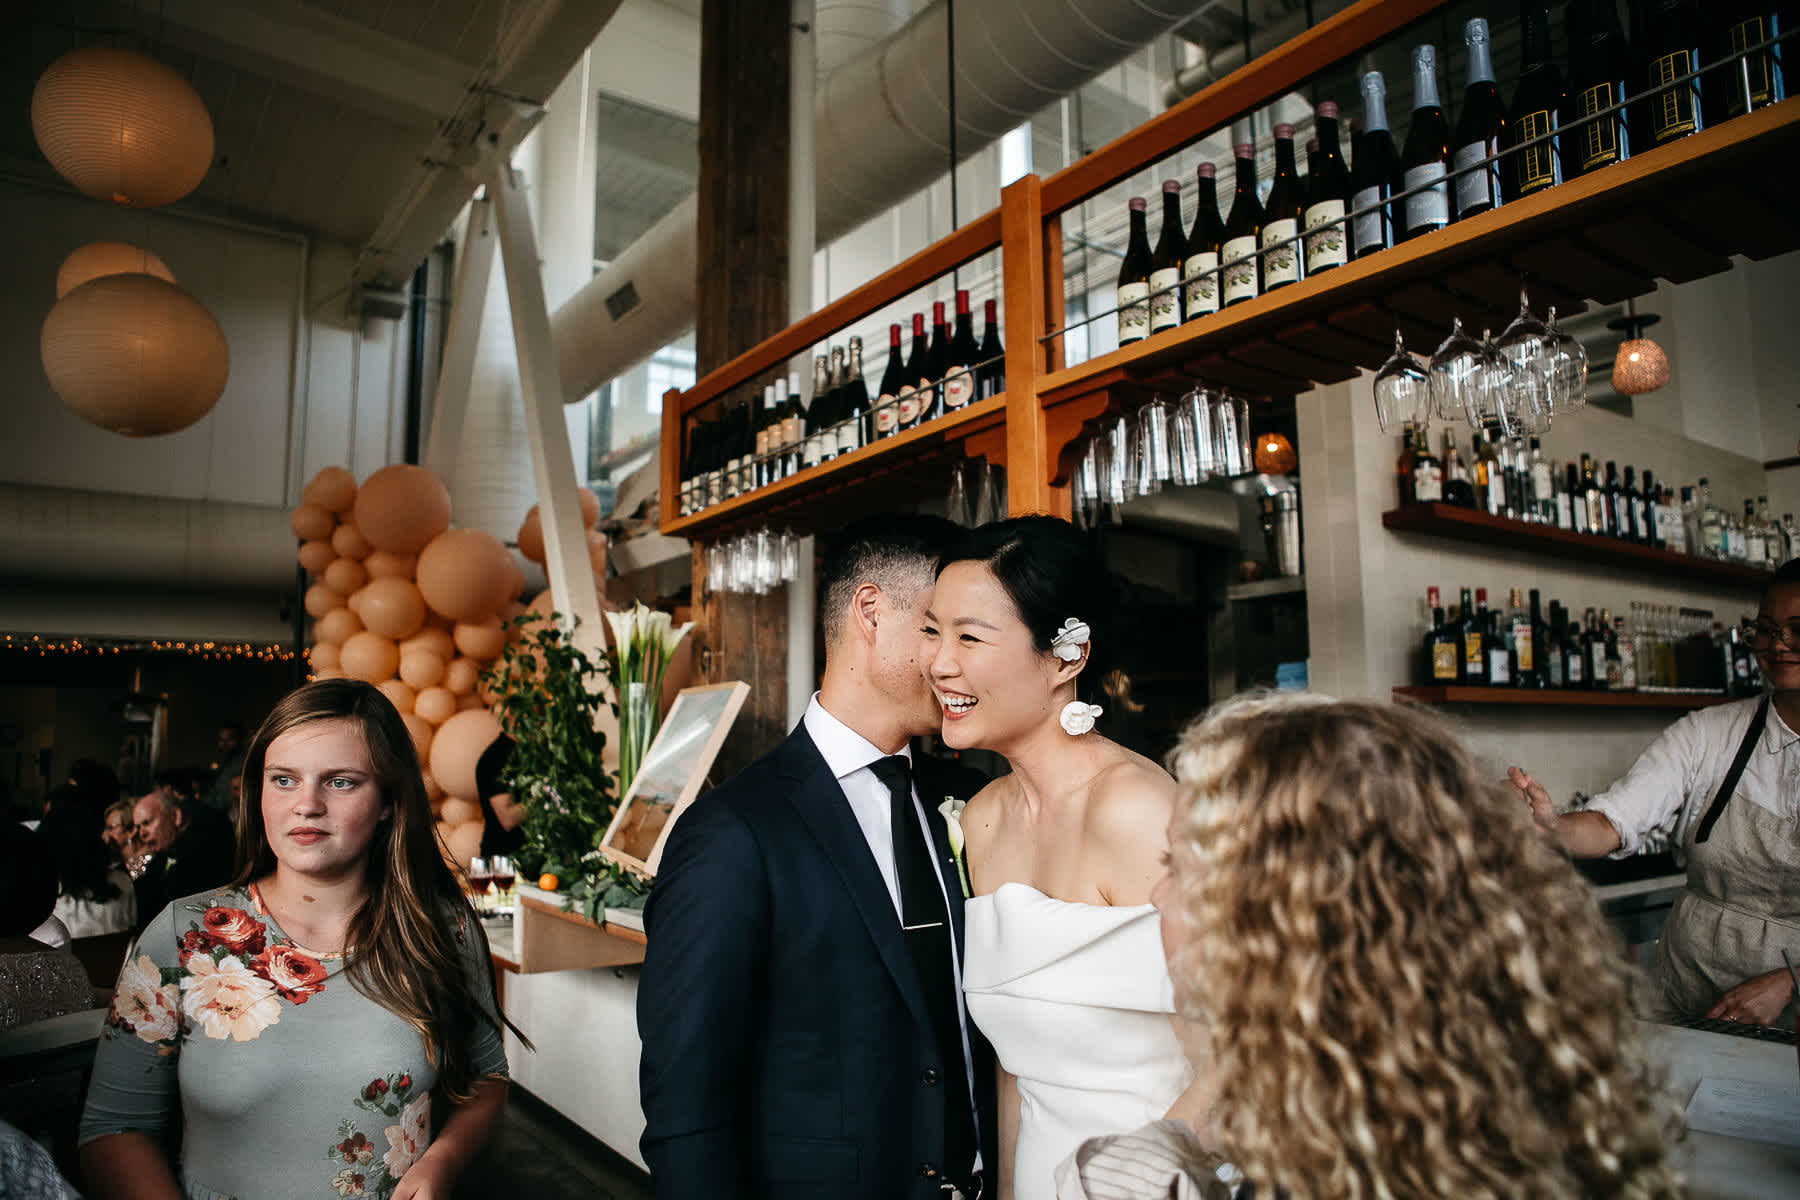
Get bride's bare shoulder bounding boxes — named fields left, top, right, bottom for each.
left=1084, top=750, right=1176, bottom=840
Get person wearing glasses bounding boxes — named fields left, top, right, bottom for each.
left=1509, top=558, right=1800, bottom=1029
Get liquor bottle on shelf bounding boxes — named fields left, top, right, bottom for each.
left=1711, top=0, right=1788, bottom=121
left=1760, top=496, right=1787, bottom=564
left=1117, top=197, right=1154, bottom=345
left=1442, top=429, right=1476, bottom=507
left=1396, top=420, right=1419, bottom=505
left=1452, top=18, right=1506, bottom=221
left=803, top=355, right=831, bottom=471
left=977, top=299, right=1005, bottom=399
left=1697, top=477, right=1723, bottom=557
left=1785, top=513, right=1800, bottom=564
left=1504, top=2, right=1566, bottom=201
left=1262, top=124, right=1305, bottom=291
left=1352, top=71, right=1401, bottom=258
left=922, top=302, right=950, bottom=424
left=678, top=421, right=700, bottom=515
left=1560, top=462, right=1580, bottom=530
left=1602, top=460, right=1626, bottom=539
left=1582, top=606, right=1607, bottom=689
left=1544, top=598, right=1566, bottom=687
left=780, top=373, right=805, bottom=478
left=1413, top=425, right=1444, bottom=503
left=1520, top=588, right=1545, bottom=687
left=1488, top=588, right=1517, bottom=686
left=1665, top=484, right=1690, bottom=554
left=822, top=347, right=848, bottom=464
left=1616, top=612, right=1639, bottom=690
left=1561, top=603, right=1588, bottom=687
left=1463, top=587, right=1490, bottom=684
left=1476, top=428, right=1505, bottom=514
left=1641, top=468, right=1664, bottom=547
left=1305, top=101, right=1353, bottom=276
left=1183, top=162, right=1225, bottom=321
left=1400, top=44, right=1452, bottom=241
left=1745, top=499, right=1767, bottom=565
left=1530, top=438, right=1554, bottom=524
left=840, top=336, right=871, bottom=455
left=1579, top=454, right=1607, bottom=536
left=875, top=323, right=906, bottom=439
left=725, top=401, right=750, bottom=499
left=1641, top=0, right=1708, bottom=148
left=1505, top=435, right=1528, bottom=521
left=943, top=291, right=981, bottom=412
left=1620, top=464, right=1645, bottom=542
left=1221, top=140, right=1264, bottom=307
left=705, top=416, right=727, bottom=509
left=752, top=382, right=776, bottom=489
left=898, top=312, right=929, bottom=431
left=1425, top=587, right=1460, bottom=682
left=1149, top=180, right=1187, bottom=335
left=1564, top=0, right=1634, bottom=177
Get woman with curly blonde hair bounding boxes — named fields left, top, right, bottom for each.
left=1128, top=693, right=1681, bottom=1199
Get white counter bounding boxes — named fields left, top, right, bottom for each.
left=1643, top=1021, right=1800, bottom=1198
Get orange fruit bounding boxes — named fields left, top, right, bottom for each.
left=537, top=872, right=559, bottom=892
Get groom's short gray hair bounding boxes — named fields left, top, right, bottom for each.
left=817, top=514, right=963, bottom=648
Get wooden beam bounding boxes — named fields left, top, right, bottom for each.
left=1000, top=176, right=1053, bottom=515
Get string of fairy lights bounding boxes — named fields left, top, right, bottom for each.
left=0, top=633, right=296, bottom=663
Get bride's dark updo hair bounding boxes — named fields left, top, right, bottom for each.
left=937, top=515, right=1137, bottom=711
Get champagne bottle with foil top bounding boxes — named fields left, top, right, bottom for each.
left=1260, top=123, right=1304, bottom=291
left=1641, top=0, right=1708, bottom=147
left=1148, top=180, right=1187, bottom=334
left=1117, top=196, right=1154, bottom=345
left=1304, top=102, right=1353, bottom=275
left=1504, top=3, right=1566, bottom=200
left=839, top=336, right=871, bottom=454
left=1183, top=162, right=1225, bottom=320
left=1220, top=141, right=1263, bottom=306
left=1452, top=18, right=1506, bottom=219
left=1352, top=71, right=1401, bottom=257
left=1400, top=45, right=1452, bottom=240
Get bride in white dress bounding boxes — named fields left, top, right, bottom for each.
left=922, top=516, right=1211, bottom=1200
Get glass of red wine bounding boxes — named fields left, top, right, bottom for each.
left=489, top=856, right=516, bottom=906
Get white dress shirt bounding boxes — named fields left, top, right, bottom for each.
left=802, top=693, right=983, bottom=1168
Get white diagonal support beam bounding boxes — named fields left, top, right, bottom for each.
left=424, top=196, right=497, bottom=479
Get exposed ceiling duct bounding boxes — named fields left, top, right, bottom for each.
left=554, top=0, right=1202, bottom=403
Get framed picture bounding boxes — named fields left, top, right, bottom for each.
left=599, top=680, right=749, bottom=875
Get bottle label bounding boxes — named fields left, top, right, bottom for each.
left=1260, top=218, right=1302, bottom=287
left=1649, top=51, right=1703, bottom=141
left=1566, top=652, right=1583, bottom=684
left=1464, top=633, right=1486, bottom=676
left=1578, top=82, right=1630, bottom=171
left=875, top=394, right=899, bottom=434
left=707, top=470, right=724, bottom=506
left=1514, top=622, right=1533, bottom=673
left=1432, top=643, right=1459, bottom=681
left=943, top=368, right=975, bottom=410
left=1183, top=251, right=1220, bottom=317
left=1452, top=141, right=1499, bottom=216
left=1148, top=267, right=1182, bottom=333
left=836, top=417, right=862, bottom=457
left=896, top=383, right=920, bottom=426
left=1727, top=19, right=1780, bottom=115
left=1117, top=281, right=1151, bottom=342
left=1414, top=462, right=1443, bottom=503
left=1351, top=185, right=1388, bottom=254
left=1488, top=647, right=1511, bottom=685
left=1512, top=110, right=1562, bottom=194
left=1303, top=199, right=1348, bottom=271
left=1402, top=163, right=1450, bottom=233
left=1619, top=643, right=1637, bottom=690
left=755, top=427, right=771, bottom=460
left=1592, top=643, right=1608, bottom=685
left=1221, top=236, right=1259, bottom=304
left=1531, top=462, right=1553, bottom=512
left=802, top=435, right=824, bottom=470
left=1486, top=472, right=1506, bottom=514
left=1556, top=492, right=1571, bottom=529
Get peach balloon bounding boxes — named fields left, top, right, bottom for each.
left=453, top=616, right=506, bottom=661
left=323, top=557, right=367, bottom=597
left=364, top=550, right=417, bottom=580
left=297, top=539, right=335, bottom=576
left=401, top=627, right=456, bottom=661
left=503, top=559, right=526, bottom=602
left=401, top=713, right=434, bottom=764
left=422, top=768, right=444, bottom=802
left=442, top=656, right=482, bottom=696
left=315, top=606, right=363, bottom=645
left=302, top=466, right=357, bottom=513
left=312, top=666, right=343, bottom=680
left=345, top=586, right=367, bottom=614
left=516, top=507, right=545, bottom=565
left=444, top=820, right=485, bottom=872
left=377, top=678, right=416, bottom=714
left=579, top=488, right=601, bottom=528
left=303, top=582, right=345, bottom=619
left=339, top=631, right=400, bottom=684
left=357, top=578, right=427, bottom=640
left=398, top=648, right=446, bottom=689
left=439, top=798, right=480, bottom=827
left=585, top=528, right=609, bottom=575
left=308, top=641, right=341, bottom=671
left=330, top=522, right=373, bottom=560
left=429, top=708, right=502, bottom=802
left=354, top=464, right=451, bottom=556
left=290, top=503, right=334, bottom=542
left=457, top=693, right=484, bottom=711
left=416, top=528, right=513, bottom=623
left=414, top=687, right=457, bottom=725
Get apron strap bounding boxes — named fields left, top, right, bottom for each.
left=1693, top=698, right=1770, bottom=845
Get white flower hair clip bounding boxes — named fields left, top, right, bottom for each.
left=1049, top=617, right=1091, bottom=662
left=1059, top=701, right=1104, bottom=736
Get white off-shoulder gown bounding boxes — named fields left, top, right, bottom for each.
left=963, top=882, right=1193, bottom=1200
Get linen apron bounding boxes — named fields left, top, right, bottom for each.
left=1646, top=701, right=1800, bottom=1027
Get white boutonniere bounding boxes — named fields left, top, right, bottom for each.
left=938, top=796, right=971, bottom=899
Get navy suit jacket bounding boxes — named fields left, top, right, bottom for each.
left=638, top=722, right=998, bottom=1200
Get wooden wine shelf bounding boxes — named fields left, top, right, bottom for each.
left=1037, top=98, right=1800, bottom=406
left=662, top=393, right=1009, bottom=538
left=1381, top=503, right=1774, bottom=589
left=1395, top=685, right=1733, bottom=710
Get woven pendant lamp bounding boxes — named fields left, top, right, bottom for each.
left=30, top=46, right=214, bottom=209
left=1607, top=302, right=1669, bottom=396
left=41, top=273, right=229, bottom=437
left=55, top=242, right=175, bottom=298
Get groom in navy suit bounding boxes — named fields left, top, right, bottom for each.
left=639, top=513, right=996, bottom=1200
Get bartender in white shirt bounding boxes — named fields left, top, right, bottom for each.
left=1510, top=560, right=1800, bottom=1029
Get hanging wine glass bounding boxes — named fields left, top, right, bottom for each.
left=1372, top=329, right=1430, bottom=433
left=1547, top=306, right=1589, bottom=410
left=1074, top=435, right=1101, bottom=530
left=973, top=460, right=1003, bottom=526
left=1181, top=386, right=1217, bottom=479
left=1495, top=288, right=1554, bottom=430
left=1427, top=317, right=1485, bottom=426
left=1106, top=412, right=1135, bottom=508
left=1479, top=327, right=1531, bottom=436
left=946, top=461, right=972, bottom=527
left=1171, top=401, right=1203, bottom=485
left=1137, top=397, right=1171, bottom=494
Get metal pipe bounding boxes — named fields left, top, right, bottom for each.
left=788, top=0, right=820, bottom=729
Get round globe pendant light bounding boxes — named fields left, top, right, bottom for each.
left=55, top=241, right=175, bottom=298
left=1606, top=305, right=1670, bottom=396
left=41, top=273, right=229, bottom=437
left=30, top=46, right=214, bottom=209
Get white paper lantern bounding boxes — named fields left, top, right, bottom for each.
left=30, top=46, right=214, bottom=209
left=40, top=273, right=229, bottom=437
left=55, top=242, right=174, bottom=298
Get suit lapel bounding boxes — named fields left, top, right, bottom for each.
left=913, top=756, right=969, bottom=937
left=778, top=726, right=934, bottom=1034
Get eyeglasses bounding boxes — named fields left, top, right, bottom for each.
left=1743, top=618, right=1800, bottom=649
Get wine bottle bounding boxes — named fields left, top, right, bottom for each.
left=803, top=354, right=832, bottom=470
left=1461, top=587, right=1489, bottom=684
left=1564, top=0, right=1634, bottom=176
left=943, top=290, right=980, bottom=412
left=1413, top=425, right=1444, bottom=502
left=755, top=381, right=780, bottom=489
left=1452, top=18, right=1507, bottom=220
left=1425, top=587, right=1460, bottom=682
left=1149, top=180, right=1187, bottom=334
left=1713, top=0, right=1788, bottom=120
left=1489, top=589, right=1518, bottom=686
left=1505, top=3, right=1566, bottom=201
left=1623, top=465, right=1646, bottom=542
left=749, top=384, right=772, bottom=493
left=1581, top=453, right=1608, bottom=536
left=898, top=314, right=929, bottom=431
left=977, top=299, right=1005, bottom=399
left=781, top=373, right=805, bottom=478
left=922, top=301, right=950, bottom=423
left=1304, top=102, right=1353, bottom=275
left=1606, top=460, right=1628, bottom=539
left=1642, top=0, right=1708, bottom=147
left=1442, top=428, right=1477, bottom=508
left=875, top=323, right=906, bottom=439
left=1521, top=588, right=1545, bottom=687
left=1396, top=419, right=1419, bottom=505
left=1220, top=141, right=1263, bottom=307
left=840, top=336, right=871, bottom=455
left=1182, top=162, right=1225, bottom=320
left=1117, top=196, right=1154, bottom=345
left=1400, top=45, right=1452, bottom=241
left=678, top=420, right=699, bottom=515
left=1261, top=123, right=1304, bottom=291
left=1352, top=71, right=1401, bottom=258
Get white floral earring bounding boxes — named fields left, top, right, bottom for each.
left=1059, top=701, right=1103, bottom=735
left=1050, top=618, right=1101, bottom=735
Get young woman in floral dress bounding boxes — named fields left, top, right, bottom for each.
left=81, top=679, right=524, bottom=1200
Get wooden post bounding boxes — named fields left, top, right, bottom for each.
left=999, top=175, right=1062, bottom=516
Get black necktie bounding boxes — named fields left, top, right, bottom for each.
left=869, top=754, right=977, bottom=1185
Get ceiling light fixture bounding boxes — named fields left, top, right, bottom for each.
left=1607, top=300, right=1670, bottom=396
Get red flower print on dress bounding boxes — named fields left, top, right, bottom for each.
left=178, top=928, right=209, bottom=959
left=337, top=1132, right=374, bottom=1164
left=363, top=1078, right=389, bottom=1102
left=197, top=906, right=266, bottom=956
left=396, top=1074, right=412, bottom=1092
left=251, top=943, right=328, bottom=1004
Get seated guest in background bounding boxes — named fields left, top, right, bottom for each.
left=102, top=799, right=146, bottom=879
left=0, top=822, right=94, bottom=1030
left=81, top=679, right=522, bottom=1200
left=1066, top=694, right=1680, bottom=1200
left=40, top=784, right=135, bottom=937
left=203, top=721, right=247, bottom=814
left=130, top=784, right=236, bottom=930
left=68, top=759, right=122, bottom=813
